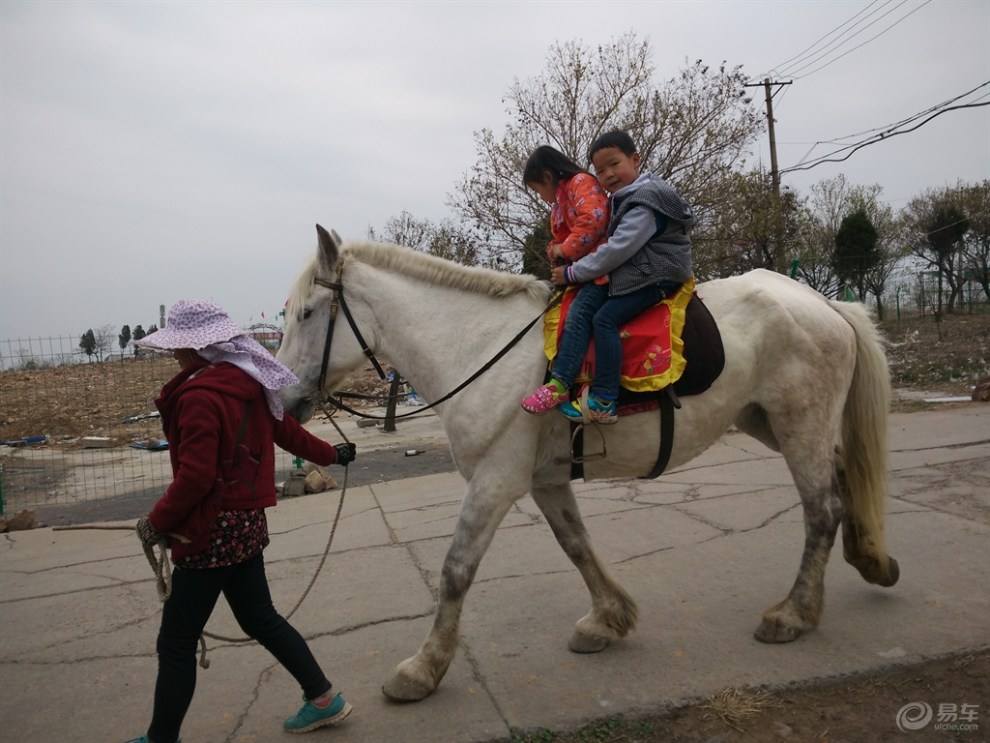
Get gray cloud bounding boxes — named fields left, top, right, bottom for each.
left=2, top=1, right=987, bottom=338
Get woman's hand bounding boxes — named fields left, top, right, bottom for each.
left=135, top=515, right=166, bottom=548
left=334, top=442, right=357, bottom=465
left=550, top=265, right=569, bottom=286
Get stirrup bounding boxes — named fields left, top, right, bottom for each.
left=568, top=388, right=606, bottom=463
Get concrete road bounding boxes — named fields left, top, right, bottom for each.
left=0, top=405, right=987, bottom=742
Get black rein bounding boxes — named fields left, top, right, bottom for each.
left=310, top=276, right=562, bottom=422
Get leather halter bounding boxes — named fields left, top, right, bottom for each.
left=312, top=274, right=387, bottom=396
left=308, top=274, right=563, bottom=421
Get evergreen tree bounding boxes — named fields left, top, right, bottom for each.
left=79, top=329, right=96, bottom=360
left=521, top=218, right=553, bottom=280
left=832, top=209, right=879, bottom=301
left=926, top=204, right=969, bottom=313
left=118, top=325, right=131, bottom=352
left=131, top=325, right=146, bottom=355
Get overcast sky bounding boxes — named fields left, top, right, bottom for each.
left=2, top=0, right=988, bottom=340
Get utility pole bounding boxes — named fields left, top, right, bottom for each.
left=746, top=78, right=792, bottom=273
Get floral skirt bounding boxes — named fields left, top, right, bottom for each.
left=175, top=508, right=270, bottom=569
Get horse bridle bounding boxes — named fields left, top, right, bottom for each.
left=312, top=273, right=387, bottom=397
left=308, top=269, right=563, bottom=420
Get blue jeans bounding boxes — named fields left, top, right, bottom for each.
left=550, top=282, right=609, bottom=388
left=148, top=554, right=331, bottom=743
left=552, top=281, right=681, bottom=402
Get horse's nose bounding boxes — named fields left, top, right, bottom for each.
left=280, top=384, right=314, bottom=422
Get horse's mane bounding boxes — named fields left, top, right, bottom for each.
left=289, top=239, right=550, bottom=314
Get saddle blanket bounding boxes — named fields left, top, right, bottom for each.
left=543, top=277, right=695, bottom=393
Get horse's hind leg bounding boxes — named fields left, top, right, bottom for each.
left=754, top=417, right=844, bottom=643
left=530, top=483, right=638, bottom=653
left=382, top=479, right=517, bottom=702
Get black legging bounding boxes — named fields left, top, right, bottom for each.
left=148, top=553, right=332, bottom=743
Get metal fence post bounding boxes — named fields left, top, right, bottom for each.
left=384, top=371, right=401, bottom=433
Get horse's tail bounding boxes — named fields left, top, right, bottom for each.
left=830, top=300, right=896, bottom=584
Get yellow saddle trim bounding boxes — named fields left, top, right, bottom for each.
left=542, top=277, right=695, bottom=393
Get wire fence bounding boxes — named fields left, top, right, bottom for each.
left=2, top=287, right=985, bottom=518
left=0, top=335, right=296, bottom=518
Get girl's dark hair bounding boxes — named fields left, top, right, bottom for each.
left=522, top=146, right=587, bottom=188
left=588, top=130, right=637, bottom=161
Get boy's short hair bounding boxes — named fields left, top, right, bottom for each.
left=588, top=130, right=637, bottom=162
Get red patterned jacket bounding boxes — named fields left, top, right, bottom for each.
left=149, top=358, right=339, bottom=559
left=551, top=172, right=610, bottom=284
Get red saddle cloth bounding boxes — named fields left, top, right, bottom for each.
left=543, top=278, right=694, bottom=393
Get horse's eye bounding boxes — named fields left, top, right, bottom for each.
left=302, top=308, right=313, bottom=320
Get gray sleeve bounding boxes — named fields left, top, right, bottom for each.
left=567, top=206, right=659, bottom=284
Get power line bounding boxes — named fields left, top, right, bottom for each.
left=784, top=0, right=932, bottom=79
left=750, top=0, right=884, bottom=82
left=807, top=81, right=990, bottom=147
left=784, top=81, right=990, bottom=170
left=780, top=100, right=990, bottom=175
left=750, top=0, right=933, bottom=85
left=777, top=0, right=902, bottom=78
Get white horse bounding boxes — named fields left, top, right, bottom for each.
left=277, top=225, right=899, bottom=702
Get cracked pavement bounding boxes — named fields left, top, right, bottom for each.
left=1, top=406, right=987, bottom=742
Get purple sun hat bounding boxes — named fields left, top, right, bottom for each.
left=134, top=299, right=245, bottom=351
left=135, top=299, right=300, bottom=419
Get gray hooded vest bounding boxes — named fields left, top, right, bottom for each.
left=608, top=174, right=695, bottom=295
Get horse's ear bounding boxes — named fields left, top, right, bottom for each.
left=315, top=224, right=343, bottom=274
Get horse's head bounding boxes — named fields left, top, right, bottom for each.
left=277, top=224, right=374, bottom=422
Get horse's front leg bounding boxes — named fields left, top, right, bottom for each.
left=382, top=482, right=517, bottom=702
left=530, top=483, right=638, bottom=652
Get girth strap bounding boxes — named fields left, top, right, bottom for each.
left=645, top=387, right=679, bottom=479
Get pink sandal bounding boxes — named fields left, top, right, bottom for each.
left=521, top=383, right=569, bottom=415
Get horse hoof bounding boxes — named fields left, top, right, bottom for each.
left=382, top=659, right=436, bottom=702
left=382, top=674, right=434, bottom=702
left=568, top=631, right=611, bottom=653
left=879, top=556, right=900, bottom=587
left=754, top=616, right=803, bottom=644
left=850, top=554, right=901, bottom=587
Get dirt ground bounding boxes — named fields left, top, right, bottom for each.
left=2, top=310, right=988, bottom=742
left=502, top=650, right=989, bottom=743
left=2, top=309, right=987, bottom=444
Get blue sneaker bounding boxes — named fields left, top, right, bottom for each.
left=560, top=395, right=617, bottom=425
left=284, top=691, right=352, bottom=733
left=123, top=737, right=180, bottom=743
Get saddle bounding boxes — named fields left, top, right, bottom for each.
left=544, top=279, right=725, bottom=480
left=544, top=279, right=725, bottom=415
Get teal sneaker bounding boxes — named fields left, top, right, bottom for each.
left=560, top=395, right=617, bottom=425
left=123, top=737, right=180, bottom=743
left=284, top=691, right=352, bottom=733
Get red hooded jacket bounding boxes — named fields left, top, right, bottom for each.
left=148, top=358, right=339, bottom=559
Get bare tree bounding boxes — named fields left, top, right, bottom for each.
left=795, top=175, right=855, bottom=295
left=849, top=187, right=907, bottom=319
left=903, top=186, right=971, bottom=313
left=448, top=33, right=764, bottom=270
left=698, top=170, right=802, bottom=279
left=369, top=211, right=486, bottom=266
left=94, top=324, right=116, bottom=361
left=957, top=180, right=990, bottom=301
left=794, top=176, right=905, bottom=310
left=369, top=211, right=433, bottom=251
